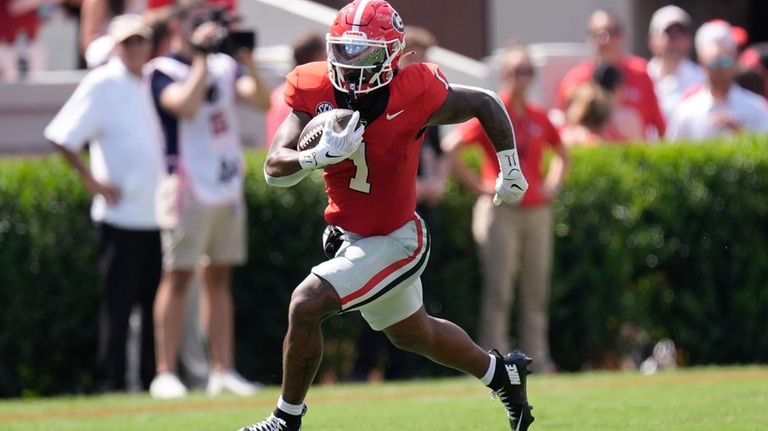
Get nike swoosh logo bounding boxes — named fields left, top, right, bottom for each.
left=386, top=109, right=405, bottom=120
left=325, top=151, right=345, bottom=158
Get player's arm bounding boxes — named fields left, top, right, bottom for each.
left=428, top=84, right=528, bottom=204
left=263, top=110, right=311, bottom=185
left=264, top=109, right=364, bottom=187
left=427, top=84, right=516, bottom=152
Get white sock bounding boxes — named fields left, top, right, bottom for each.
left=277, top=397, right=305, bottom=416
left=479, top=354, right=496, bottom=386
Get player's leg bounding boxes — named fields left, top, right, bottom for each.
left=237, top=274, right=340, bottom=431
left=282, top=275, right=342, bottom=402
left=382, top=305, right=534, bottom=430
left=383, top=307, right=488, bottom=376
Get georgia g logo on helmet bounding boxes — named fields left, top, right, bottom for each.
left=326, top=0, right=406, bottom=95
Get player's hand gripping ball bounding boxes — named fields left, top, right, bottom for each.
left=297, top=109, right=364, bottom=169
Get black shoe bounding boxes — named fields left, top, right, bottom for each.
left=488, top=349, right=535, bottom=431
left=237, top=406, right=307, bottom=431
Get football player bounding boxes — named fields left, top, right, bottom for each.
left=238, top=1, right=533, bottom=430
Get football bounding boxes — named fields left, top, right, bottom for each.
left=297, top=108, right=358, bottom=151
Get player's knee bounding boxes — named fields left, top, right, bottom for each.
left=288, top=277, right=340, bottom=326
left=386, top=319, right=434, bottom=353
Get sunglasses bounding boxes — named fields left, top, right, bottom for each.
left=507, top=66, right=534, bottom=78
left=590, top=25, right=623, bottom=40
left=706, top=55, right=734, bottom=70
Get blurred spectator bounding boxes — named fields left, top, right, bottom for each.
left=737, top=42, right=768, bottom=99
left=147, top=0, right=267, bottom=399
left=265, top=31, right=326, bottom=146
left=351, top=25, right=448, bottom=382
left=666, top=20, right=768, bottom=141
left=44, top=14, right=162, bottom=392
left=592, top=63, right=644, bottom=142
left=646, top=5, right=706, bottom=121
left=80, top=0, right=146, bottom=57
left=0, top=0, right=60, bottom=80
left=560, top=82, right=614, bottom=146
left=443, top=43, right=569, bottom=374
left=556, top=9, right=666, bottom=139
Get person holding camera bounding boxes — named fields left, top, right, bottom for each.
left=146, top=0, right=268, bottom=399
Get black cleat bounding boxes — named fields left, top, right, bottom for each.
left=489, top=349, right=535, bottom=431
left=237, top=406, right=307, bottom=431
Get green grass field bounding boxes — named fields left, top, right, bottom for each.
left=1, top=366, right=766, bottom=430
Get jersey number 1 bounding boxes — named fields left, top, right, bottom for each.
left=348, top=141, right=371, bottom=193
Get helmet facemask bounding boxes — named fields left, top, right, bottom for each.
left=327, top=31, right=404, bottom=94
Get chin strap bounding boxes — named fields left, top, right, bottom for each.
left=346, top=82, right=359, bottom=109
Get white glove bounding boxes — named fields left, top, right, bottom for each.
left=493, top=148, right=528, bottom=205
left=299, top=111, right=365, bottom=170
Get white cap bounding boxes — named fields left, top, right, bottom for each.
left=107, top=14, right=153, bottom=44
left=649, top=5, right=692, bottom=35
left=695, top=20, right=737, bottom=55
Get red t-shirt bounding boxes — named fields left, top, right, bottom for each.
left=285, top=61, right=449, bottom=236
left=556, top=56, right=666, bottom=137
left=0, top=0, right=39, bottom=43
left=455, top=96, right=562, bottom=207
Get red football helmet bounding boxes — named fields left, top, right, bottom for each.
left=326, top=0, right=406, bottom=94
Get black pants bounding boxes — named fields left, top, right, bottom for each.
left=96, top=223, right=161, bottom=391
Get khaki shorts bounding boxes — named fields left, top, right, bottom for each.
left=161, top=195, right=247, bottom=270
left=312, top=216, right=430, bottom=331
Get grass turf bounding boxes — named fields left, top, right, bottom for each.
left=1, top=366, right=766, bottom=430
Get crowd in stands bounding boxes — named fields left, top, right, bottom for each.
left=3, top=0, right=768, bottom=396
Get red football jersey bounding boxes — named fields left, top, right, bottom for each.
left=285, top=61, right=450, bottom=236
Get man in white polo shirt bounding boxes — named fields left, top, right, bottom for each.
left=666, top=20, right=768, bottom=141
left=45, top=14, right=163, bottom=393
left=646, top=5, right=706, bottom=121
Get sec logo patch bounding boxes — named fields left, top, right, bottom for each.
left=316, top=102, right=334, bottom=115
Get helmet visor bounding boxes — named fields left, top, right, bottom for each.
left=328, top=41, right=388, bottom=69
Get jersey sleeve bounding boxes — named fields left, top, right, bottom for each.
left=418, top=63, right=450, bottom=119
left=44, top=74, right=102, bottom=151
left=284, top=66, right=311, bottom=113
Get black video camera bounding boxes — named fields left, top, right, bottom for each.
left=190, top=6, right=256, bottom=56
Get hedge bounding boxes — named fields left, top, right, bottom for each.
left=1, top=135, right=767, bottom=397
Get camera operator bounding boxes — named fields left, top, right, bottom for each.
left=146, top=0, right=267, bottom=398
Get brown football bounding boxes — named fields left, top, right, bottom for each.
left=297, top=109, right=358, bottom=151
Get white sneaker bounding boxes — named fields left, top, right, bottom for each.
left=206, top=369, right=263, bottom=396
left=149, top=372, right=188, bottom=399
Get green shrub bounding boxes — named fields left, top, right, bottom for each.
left=551, top=136, right=768, bottom=370
left=1, top=136, right=767, bottom=397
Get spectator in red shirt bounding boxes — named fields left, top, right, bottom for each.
left=444, top=43, right=569, bottom=374
left=556, top=9, right=666, bottom=139
left=0, top=0, right=53, bottom=80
